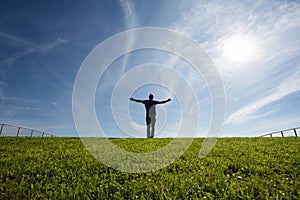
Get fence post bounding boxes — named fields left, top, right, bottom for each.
left=280, top=131, right=284, bottom=137
left=0, top=124, right=4, bottom=136
left=294, top=129, right=298, bottom=137
left=30, top=130, right=34, bottom=137
left=17, top=127, right=21, bottom=137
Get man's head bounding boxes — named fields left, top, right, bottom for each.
left=149, top=94, right=154, bottom=100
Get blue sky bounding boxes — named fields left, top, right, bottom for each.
left=0, top=0, right=299, bottom=137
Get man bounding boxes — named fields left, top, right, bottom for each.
left=130, top=94, right=172, bottom=138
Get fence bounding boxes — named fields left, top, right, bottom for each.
left=0, top=123, right=57, bottom=137
left=259, top=127, right=299, bottom=137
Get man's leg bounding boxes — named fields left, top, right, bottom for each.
left=146, top=115, right=151, bottom=138
left=150, top=115, right=156, bottom=138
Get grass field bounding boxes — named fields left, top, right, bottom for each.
left=0, top=137, right=299, bottom=199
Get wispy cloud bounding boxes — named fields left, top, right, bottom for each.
left=120, top=0, right=137, bottom=29
left=0, top=31, right=34, bottom=46
left=40, top=37, right=67, bottom=51
left=0, top=36, right=67, bottom=110
left=168, top=1, right=300, bottom=130
left=119, top=0, right=137, bottom=73
left=97, top=0, right=137, bottom=94
left=225, top=68, right=300, bottom=125
left=1, top=37, right=67, bottom=66
left=0, top=96, right=40, bottom=118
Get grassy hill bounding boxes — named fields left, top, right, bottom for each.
left=0, top=137, right=299, bottom=199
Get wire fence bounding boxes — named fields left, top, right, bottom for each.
left=259, top=127, right=299, bottom=137
left=0, top=123, right=57, bottom=137
left=1, top=122, right=298, bottom=138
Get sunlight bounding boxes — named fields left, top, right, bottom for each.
left=222, top=34, right=257, bottom=63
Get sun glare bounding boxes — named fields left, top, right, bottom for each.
left=222, top=35, right=257, bottom=63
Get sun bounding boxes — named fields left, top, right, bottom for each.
left=222, top=34, right=257, bottom=63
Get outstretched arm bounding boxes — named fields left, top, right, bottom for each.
left=156, top=98, right=172, bottom=104
left=130, top=97, right=144, bottom=103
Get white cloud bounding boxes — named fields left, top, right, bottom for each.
left=120, top=0, right=137, bottom=28
left=165, top=1, right=300, bottom=134
left=225, top=68, right=300, bottom=125
left=1, top=37, right=67, bottom=66
left=0, top=31, right=34, bottom=46
left=0, top=36, right=67, bottom=123
left=40, top=37, right=67, bottom=51
left=119, top=0, right=137, bottom=73
left=96, top=1, right=138, bottom=95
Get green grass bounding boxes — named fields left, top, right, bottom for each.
left=0, top=137, right=299, bottom=199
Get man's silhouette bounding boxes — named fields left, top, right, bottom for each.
left=130, top=94, right=172, bottom=138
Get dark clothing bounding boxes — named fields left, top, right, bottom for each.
left=142, top=100, right=160, bottom=116
left=132, top=99, right=170, bottom=116
left=146, top=115, right=151, bottom=125
left=130, top=97, right=171, bottom=138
